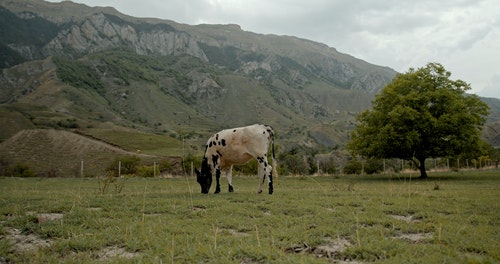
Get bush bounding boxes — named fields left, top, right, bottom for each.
left=158, top=160, right=173, bottom=174
left=106, top=156, right=140, bottom=176
left=5, top=163, right=34, bottom=177
left=137, top=165, right=154, bottom=177
left=136, top=160, right=175, bottom=177
left=280, top=154, right=308, bottom=175
left=0, top=157, right=9, bottom=176
left=319, top=157, right=337, bottom=174
left=343, top=159, right=362, bottom=175
left=57, top=118, right=79, bottom=128
left=365, top=159, right=384, bottom=174
left=182, top=153, right=202, bottom=175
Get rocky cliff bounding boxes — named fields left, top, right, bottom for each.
left=0, top=0, right=395, bottom=95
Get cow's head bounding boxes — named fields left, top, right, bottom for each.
left=195, top=158, right=212, bottom=194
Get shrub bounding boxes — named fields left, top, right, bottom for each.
left=280, top=154, right=308, bottom=175
left=182, top=153, right=202, bottom=175
left=343, top=158, right=362, bottom=175
left=136, top=160, right=174, bottom=177
left=158, top=160, right=173, bottom=174
left=365, top=159, right=384, bottom=174
left=5, top=163, right=34, bottom=177
left=137, top=165, right=154, bottom=177
left=106, top=156, right=140, bottom=176
left=0, top=157, right=9, bottom=175
left=57, top=118, right=79, bottom=128
left=319, top=157, right=338, bottom=174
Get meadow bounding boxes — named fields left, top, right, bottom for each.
left=0, top=170, right=498, bottom=263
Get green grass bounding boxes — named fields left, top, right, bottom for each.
left=0, top=170, right=499, bottom=263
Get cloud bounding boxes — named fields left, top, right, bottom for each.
left=480, top=75, right=500, bottom=98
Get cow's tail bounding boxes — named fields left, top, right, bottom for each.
left=268, top=126, right=278, bottom=183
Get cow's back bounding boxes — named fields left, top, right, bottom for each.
left=205, top=124, right=272, bottom=168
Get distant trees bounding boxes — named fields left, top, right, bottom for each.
left=276, top=146, right=339, bottom=175
left=347, top=63, right=490, bottom=178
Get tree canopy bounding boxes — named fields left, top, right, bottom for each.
left=347, top=63, right=490, bottom=178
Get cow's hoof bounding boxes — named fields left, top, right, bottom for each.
left=228, top=185, right=234, bottom=192
left=257, top=190, right=263, bottom=194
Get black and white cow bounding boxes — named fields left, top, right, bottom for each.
left=195, top=124, right=277, bottom=194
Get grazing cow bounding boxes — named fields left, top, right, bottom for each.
left=195, top=124, right=277, bottom=194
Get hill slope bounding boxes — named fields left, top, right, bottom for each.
left=0, top=0, right=397, bottom=145
left=0, top=129, right=182, bottom=176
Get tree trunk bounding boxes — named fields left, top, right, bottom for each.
left=417, top=157, right=427, bottom=179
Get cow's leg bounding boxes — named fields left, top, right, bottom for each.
left=215, top=167, right=221, bottom=194
left=257, top=157, right=267, bottom=194
left=227, top=165, right=234, bottom=192
left=259, top=157, right=273, bottom=194
left=267, top=163, right=274, bottom=194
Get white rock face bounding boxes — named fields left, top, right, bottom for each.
left=42, top=13, right=207, bottom=61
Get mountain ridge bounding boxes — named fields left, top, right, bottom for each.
left=0, top=0, right=396, bottom=94
left=0, top=0, right=498, bottom=176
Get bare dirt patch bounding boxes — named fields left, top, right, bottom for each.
left=3, top=228, right=51, bottom=254
left=286, top=237, right=356, bottom=261
left=192, top=205, right=206, bottom=212
left=314, top=237, right=352, bottom=258
left=95, top=245, right=140, bottom=260
left=388, top=213, right=432, bottom=243
left=389, top=214, right=421, bottom=223
left=395, top=232, right=433, bottom=243
left=226, top=228, right=250, bottom=237
left=35, top=213, right=64, bottom=223
left=26, top=211, right=64, bottom=223
left=2, top=212, right=63, bottom=254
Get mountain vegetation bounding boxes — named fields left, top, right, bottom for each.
left=0, top=0, right=499, bottom=176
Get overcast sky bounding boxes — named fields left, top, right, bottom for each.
left=48, top=0, right=500, bottom=99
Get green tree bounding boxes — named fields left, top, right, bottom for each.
left=347, top=63, right=490, bottom=179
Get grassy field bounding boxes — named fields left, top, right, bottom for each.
left=0, top=170, right=498, bottom=263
